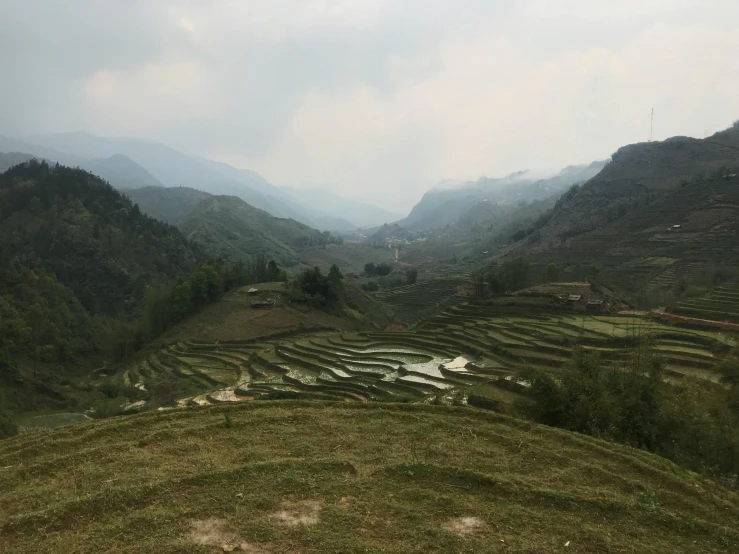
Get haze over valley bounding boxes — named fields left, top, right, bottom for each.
left=2, top=2, right=739, bottom=553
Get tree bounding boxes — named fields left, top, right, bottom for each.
left=252, top=252, right=268, bottom=283
left=405, top=268, right=418, bottom=285
left=588, top=263, right=602, bottom=285
left=502, top=257, right=529, bottom=291
left=266, top=260, right=280, bottom=281
left=471, top=270, right=487, bottom=299
left=328, top=264, right=344, bottom=288
left=545, top=263, right=560, bottom=283
left=0, top=395, right=18, bottom=438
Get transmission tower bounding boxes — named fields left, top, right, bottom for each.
left=649, top=108, right=654, bottom=142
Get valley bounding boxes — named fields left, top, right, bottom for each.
left=2, top=124, right=739, bottom=553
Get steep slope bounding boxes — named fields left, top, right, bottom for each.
left=528, top=124, right=739, bottom=244
left=124, top=186, right=212, bottom=226
left=26, top=132, right=404, bottom=230
left=84, top=153, right=162, bottom=189
left=511, top=123, right=739, bottom=292
left=0, top=161, right=201, bottom=415
left=0, top=137, right=162, bottom=191
left=541, top=172, right=739, bottom=292
left=0, top=161, right=198, bottom=316
left=398, top=162, right=606, bottom=231
left=179, top=196, right=338, bottom=266
left=25, top=132, right=312, bottom=222
left=1, top=402, right=737, bottom=553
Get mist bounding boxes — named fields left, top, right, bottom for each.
left=2, top=0, right=739, bottom=211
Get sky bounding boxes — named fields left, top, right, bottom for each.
left=1, top=1, right=738, bottom=212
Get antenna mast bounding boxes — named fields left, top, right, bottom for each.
left=649, top=108, right=654, bottom=142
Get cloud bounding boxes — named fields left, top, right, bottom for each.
left=1, top=0, right=738, bottom=211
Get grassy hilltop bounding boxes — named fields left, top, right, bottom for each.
left=2, top=402, right=738, bottom=553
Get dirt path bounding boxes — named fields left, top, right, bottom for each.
left=651, top=307, right=739, bottom=330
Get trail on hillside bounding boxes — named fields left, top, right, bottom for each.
left=651, top=307, right=739, bottom=330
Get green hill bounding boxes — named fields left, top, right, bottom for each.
left=507, top=123, right=739, bottom=293
left=179, top=195, right=340, bottom=266
left=2, top=402, right=737, bottom=553
left=0, top=161, right=198, bottom=316
left=0, top=160, right=203, bottom=415
left=124, top=185, right=213, bottom=225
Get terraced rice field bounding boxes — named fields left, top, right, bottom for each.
left=673, top=283, right=739, bottom=322
left=647, top=261, right=703, bottom=290
left=373, top=277, right=467, bottom=324
left=413, top=304, right=733, bottom=382
left=123, top=302, right=733, bottom=409
left=123, top=333, right=490, bottom=407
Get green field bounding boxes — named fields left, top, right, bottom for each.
left=415, top=303, right=732, bottom=382
left=121, top=332, right=484, bottom=408
left=114, top=299, right=734, bottom=414
left=2, top=402, right=737, bottom=553
left=673, top=283, right=739, bottom=322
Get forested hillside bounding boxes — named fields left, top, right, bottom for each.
left=0, top=161, right=199, bottom=314
left=0, top=161, right=300, bottom=421
left=179, top=195, right=342, bottom=266
left=0, top=161, right=201, bottom=388
left=124, top=185, right=212, bottom=225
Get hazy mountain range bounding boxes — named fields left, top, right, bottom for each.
left=0, top=132, right=402, bottom=231
left=390, top=161, right=608, bottom=232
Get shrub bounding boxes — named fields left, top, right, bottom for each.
left=522, top=344, right=739, bottom=481
left=0, top=414, right=18, bottom=439
left=89, top=398, right=124, bottom=419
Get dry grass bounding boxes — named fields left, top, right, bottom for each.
left=1, top=402, right=737, bottom=553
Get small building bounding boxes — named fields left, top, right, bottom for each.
left=251, top=299, right=274, bottom=309
left=567, top=294, right=582, bottom=302
left=586, top=299, right=604, bottom=311
left=247, top=288, right=259, bottom=296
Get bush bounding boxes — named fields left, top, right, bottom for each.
left=100, top=380, right=122, bottom=399
left=89, top=398, right=124, bottom=419
left=0, top=414, right=18, bottom=439
left=364, top=262, right=392, bottom=277
left=523, top=344, right=739, bottom=481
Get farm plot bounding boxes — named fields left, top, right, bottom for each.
left=120, top=302, right=732, bottom=411
left=374, top=277, right=467, bottom=325
left=122, top=333, right=489, bottom=407
left=408, top=306, right=732, bottom=382
left=673, top=283, right=739, bottom=322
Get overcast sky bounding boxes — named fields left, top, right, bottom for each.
left=2, top=1, right=738, bottom=211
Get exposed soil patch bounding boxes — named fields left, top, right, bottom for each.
left=188, top=518, right=271, bottom=552
left=270, top=500, right=321, bottom=527
left=443, top=516, right=485, bottom=536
